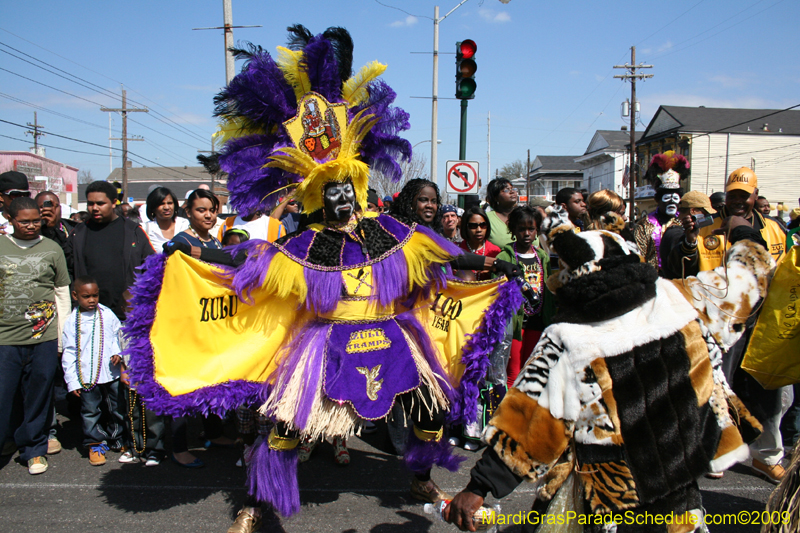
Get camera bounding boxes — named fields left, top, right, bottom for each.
left=42, top=200, right=54, bottom=208
left=691, top=212, right=717, bottom=228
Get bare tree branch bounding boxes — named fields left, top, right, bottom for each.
left=369, top=152, right=428, bottom=199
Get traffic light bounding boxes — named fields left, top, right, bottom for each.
left=455, top=39, right=477, bottom=100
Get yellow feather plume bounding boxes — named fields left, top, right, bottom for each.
left=214, top=117, right=261, bottom=146
left=262, top=253, right=307, bottom=302
left=276, top=46, right=311, bottom=102
left=342, top=61, right=387, bottom=106
left=404, top=232, right=457, bottom=290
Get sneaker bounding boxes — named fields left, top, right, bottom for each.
left=89, top=443, right=109, bottom=466
left=298, top=436, right=317, bottom=463
left=448, top=436, right=461, bottom=447
left=410, top=477, right=453, bottom=503
left=705, top=471, right=724, bottom=479
left=47, top=436, right=62, bottom=455
left=119, top=450, right=139, bottom=464
left=145, top=456, right=161, bottom=467
left=463, top=440, right=481, bottom=452
left=751, top=459, right=785, bottom=484
left=333, top=436, right=350, bottom=466
left=226, top=508, right=261, bottom=533
left=28, top=456, right=48, bottom=475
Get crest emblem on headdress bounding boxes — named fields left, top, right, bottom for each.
left=283, top=92, right=347, bottom=162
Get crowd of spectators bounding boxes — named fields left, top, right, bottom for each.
left=1, top=167, right=797, bottom=528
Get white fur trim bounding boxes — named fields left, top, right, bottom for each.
left=545, top=278, right=697, bottom=371
left=709, top=443, right=750, bottom=473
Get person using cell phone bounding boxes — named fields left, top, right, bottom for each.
left=36, top=191, right=75, bottom=255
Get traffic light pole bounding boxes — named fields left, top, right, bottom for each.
left=459, top=100, right=468, bottom=160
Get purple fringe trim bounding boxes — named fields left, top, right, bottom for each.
left=404, top=429, right=466, bottom=473
left=372, top=249, right=408, bottom=307
left=449, top=278, right=524, bottom=425
left=395, top=311, right=454, bottom=402
left=247, top=438, right=300, bottom=517
left=266, top=321, right=329, bottom=430
left=225, top=243, right=279, bottom=304
left=122, top=253, right=264, bottom=417
left=304, top=269, right=342, bottom=314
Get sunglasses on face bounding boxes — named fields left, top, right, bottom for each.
left=467, top=222, right=488, bottom=230
left=501, top=187, right=519, bottom=194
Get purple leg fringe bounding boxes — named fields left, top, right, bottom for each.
left=403, top=429, right=466, bottom=474
left=247, top=438, right=300, bottom=517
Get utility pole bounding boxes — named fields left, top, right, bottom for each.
left=614, top=46, right=652, bottom=221
left=193, top=1, right=261, bottom=85
left=526, top=149, right=531, bottom=203
left=431, top=5, right=440, bottom=188
left=101, top=87, right=148, bottom=200
left=198, top=137, right=218, bottom=204
left=25, top=112, right=45, bottom=154
left=486, top=112, right=491, bottom=183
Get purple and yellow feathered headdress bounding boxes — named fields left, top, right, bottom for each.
left=199, top=25, right=412, bottom=216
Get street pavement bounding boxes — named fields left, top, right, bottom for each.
left=0, top=410, right=780, bottom=532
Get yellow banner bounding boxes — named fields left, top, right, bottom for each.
left=150, top=253, right=504, bottom=396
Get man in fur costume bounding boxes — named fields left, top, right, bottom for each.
left=445, top=206, right=772, bottom=532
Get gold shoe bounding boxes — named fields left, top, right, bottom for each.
left=227, top=508, right=261, bottom=533
left=410, top=477, right=453, bottom=503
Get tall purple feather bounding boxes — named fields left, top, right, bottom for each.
left=247, top=438, right=300, bottom=516
left=301, top=37, right=342, bottom=102
left=217, top=50, right=296, bottom=127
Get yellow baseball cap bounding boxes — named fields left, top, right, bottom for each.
left=725, top=167, right=758, bottom=194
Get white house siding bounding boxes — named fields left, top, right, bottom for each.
left=689, top=133, right=800, bottom=209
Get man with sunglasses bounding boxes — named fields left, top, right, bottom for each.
left=0, top=171, right=31, bottom=236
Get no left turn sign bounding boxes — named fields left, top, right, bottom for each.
left=445, top=160, right=479, bottom=194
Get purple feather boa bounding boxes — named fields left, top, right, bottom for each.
left=449, top=278, right=524, bottom=425
left=404, top=429, right=466, bottom=474
left=304, top=269, right=342, bottom=314
left=247, top=438, right=300, bottom=517
left=121, top=253, right=264, bottom=417
left=372, top=249, right=408, bottom=307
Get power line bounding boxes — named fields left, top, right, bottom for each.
left=0, top=27, right=213, bottom=141
left=0, top=40, right=211, bottom=145
left=0, top=117, right=201, bottom=180
left=0, top=92, right=106, bottom=129
left=0, top=66, right=107, bottom=107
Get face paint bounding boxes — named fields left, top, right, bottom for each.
left=661, top=193, right=681, bottom=204
left=665, top=204, right=678, bottom=216
left=323, top=180, right=355, bottom=222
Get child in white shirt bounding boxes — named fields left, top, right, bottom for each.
left=61, top=276, right=124, bottom=466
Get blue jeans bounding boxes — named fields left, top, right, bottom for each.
left=0, top=341, right=59, bottom=461
left=79, top=380, right=125, bottom=448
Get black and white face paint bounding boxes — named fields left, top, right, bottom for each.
left=323, top=180, right=355, bottom=222
left=659, top=192, right=681, bottom=216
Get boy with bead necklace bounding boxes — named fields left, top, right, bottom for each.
left=61, top=276, right=125, bottom=466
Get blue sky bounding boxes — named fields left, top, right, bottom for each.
left=1, top=0, right=798, bottom=193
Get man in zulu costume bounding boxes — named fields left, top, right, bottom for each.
left=446, top=206, right=771, bottom=532
left=124, top=25, right=521, bottom=532
left=634, top=151, right=687, bottom=273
